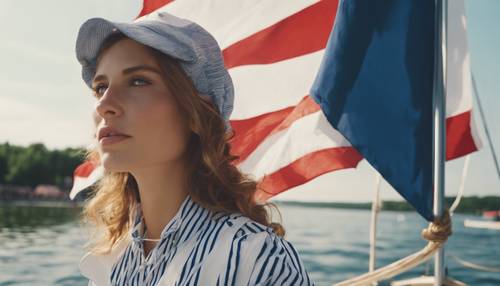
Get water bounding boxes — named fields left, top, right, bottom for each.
left=0, top=204, right=499, bottom=286
left=0, top=205, right=85, bottom=285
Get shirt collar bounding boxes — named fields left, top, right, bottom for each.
left=130, top=194, right=212, bottom=245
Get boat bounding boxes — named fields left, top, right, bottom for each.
left=464, top=210, right=500, bottom=230
left=482, top=210, right=500, bottom=220
left=390, top=276, right=467, bottom=286
left=463, top=219, right=500, bottom=230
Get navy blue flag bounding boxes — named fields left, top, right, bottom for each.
left=310, top=0, right=436, bottom=221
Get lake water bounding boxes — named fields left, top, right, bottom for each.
left=0, top=203, right=499, bottom=285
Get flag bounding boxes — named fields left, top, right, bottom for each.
left=71, top=0, right=481, bottom=210
left=69, top=160, right=103, bottom=199
left=310, top=0, right=481, bottom=221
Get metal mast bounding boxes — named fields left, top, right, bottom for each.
left=432, top=0, right=448, bottom=284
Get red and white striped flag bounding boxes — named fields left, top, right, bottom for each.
left=70, top=0, right=481, bottom=201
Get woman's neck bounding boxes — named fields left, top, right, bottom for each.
left=131, top=161, right=189, bottom=241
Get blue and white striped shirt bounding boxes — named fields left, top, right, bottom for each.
left=105, top=195, right=314, bottom=286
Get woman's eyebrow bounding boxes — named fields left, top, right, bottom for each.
left=92, top=65, right=162, bottom=83
left=122, top=65, right=162, bottom=76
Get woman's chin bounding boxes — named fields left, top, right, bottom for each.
left=100, top=155, right=131, bottom=173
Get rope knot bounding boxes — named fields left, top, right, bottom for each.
left=421, top=209, right=452, bottom=243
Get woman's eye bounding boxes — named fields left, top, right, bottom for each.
left=91, top=78, right=149, bottom=98
left=92, top=84, right=107, bottom=97
left=131, top=78, right=149, bottom=86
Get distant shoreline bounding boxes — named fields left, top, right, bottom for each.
left=0, top=200, right=84, bottom=208
left=1, top=196, right=499, bottom=215
left=273, top=196, right=500, bottom=215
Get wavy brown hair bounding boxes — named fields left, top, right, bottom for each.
left=81, top=32, right=285, bottom=254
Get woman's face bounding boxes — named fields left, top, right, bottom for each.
left=91, top=38, right=190, bottom=173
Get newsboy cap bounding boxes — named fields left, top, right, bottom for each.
left=75, top=12, right=234, bottom=128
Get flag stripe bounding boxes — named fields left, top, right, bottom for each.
left=137, top=0, right=174, bottom=18
left=70, top=164, right=104, bottom=200
left=232, top=107, right=478, bottom=193
left=222, top=0, right=338, bottom=69
left=239, top=111, right=352, bottom=178
left=446, top=111, right=479, bottom=160
left=228, top=51, right=324, bottom=119
left=74, top=160, right=98, bottom=178
left=230, top=96, right=320, bottom=164
left=140, top=0, right=320, bottom=50
left=255, top=147, right=363, bottom=202
left=231, top=106, right=295, bottom=165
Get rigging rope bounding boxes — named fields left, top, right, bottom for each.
left=333, top=211, right=452, bottom=286
left=472, top=74, right=500, bottom=181
left=449, top=253, right=500, bottom=273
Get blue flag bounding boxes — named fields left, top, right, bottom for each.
left=310, top=0, right=436, bottom=221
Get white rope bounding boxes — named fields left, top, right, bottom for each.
left=333, top=212, right=452, bottom=286
left=335, top=156, right=467, bottom=286
left=449, top=253, right=500, bottom=273
left=449, top=155, right=470, bottom=215
left=368, top=172, right=382, bottom=279
left=333, top=242, right=441, bottom=286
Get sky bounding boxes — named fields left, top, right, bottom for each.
left=0, top=0, right=498, bottom=203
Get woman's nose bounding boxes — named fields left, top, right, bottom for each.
left=94, top=85, right=123, bottom=119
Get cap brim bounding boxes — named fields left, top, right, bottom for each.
left=75, top=17, right=197, bottom=88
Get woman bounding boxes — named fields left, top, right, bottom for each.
left=75, top=12, right=314, bottom=286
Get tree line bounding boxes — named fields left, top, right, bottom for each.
left=0, top=142, right=86, bottom=190
left=277, top=196, right=500, bottom=214
left=382, top=196, right=500, bottom=214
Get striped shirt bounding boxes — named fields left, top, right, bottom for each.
left=105, top=195, right=314, bottom=286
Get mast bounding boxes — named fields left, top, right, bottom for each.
left=432, top=0, right=447, bottom=285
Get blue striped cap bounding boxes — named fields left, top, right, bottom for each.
left=75, top=12, right=234, bottom=128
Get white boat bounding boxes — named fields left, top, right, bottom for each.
left=390, top=276, right=467, bottom=286
left=464, top=219, right=500, bottom=230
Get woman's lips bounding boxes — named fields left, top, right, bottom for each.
left=99, top=135, right=131, bottom=146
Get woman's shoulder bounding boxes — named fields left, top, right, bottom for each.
left=213, top=214, right=314, bottom=286
left=213, top=213, right=299, bottom=253
left=211, top=212, right=277, bottom=244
